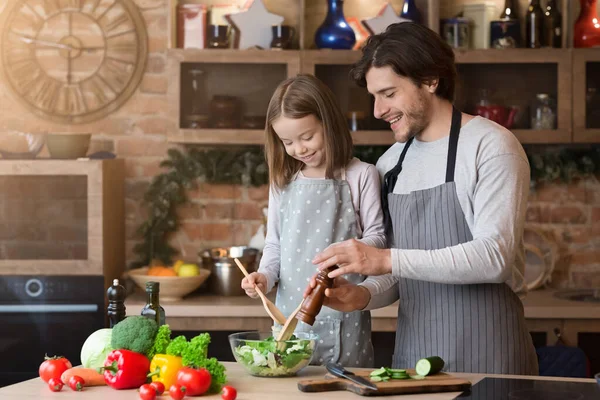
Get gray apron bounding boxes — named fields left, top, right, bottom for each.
left=276, top=169, right=374, bottom=367
left=381, top=107, right=539, bottom=375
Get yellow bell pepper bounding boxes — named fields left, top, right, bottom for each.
left=148, top=354, right=183, bottom=389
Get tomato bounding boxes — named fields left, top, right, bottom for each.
left=221, top=385, right=237, bottom=400
left=68, top=375, right=85, bottom=391
left=175, top=367, right=211, bottom=396
left=139, top=384, right=157, bottom=400
left=39, top=355, right=72, bottom=383
left=47, top=377, right=63, bottom=392
left=149, top=381, right=165, bottom=395
left=169, top=384, right=186, bottom=400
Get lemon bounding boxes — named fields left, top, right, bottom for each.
left=173, top=259, right=185, bottom=274
left=177, top=263, right=200, bottom=277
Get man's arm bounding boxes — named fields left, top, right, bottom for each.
left=390, top=153, right=530, bottom=284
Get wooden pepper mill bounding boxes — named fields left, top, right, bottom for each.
left=296, top=265, right=339, bottom=326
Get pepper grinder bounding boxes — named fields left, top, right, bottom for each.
left=296, top=266, right=338, bottom=326
left=106, top=278, right=126, bottom=328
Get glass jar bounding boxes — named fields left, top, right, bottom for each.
left=531, top=94, right=556, bottom=130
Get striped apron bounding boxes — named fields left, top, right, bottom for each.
left=382, top=107, right=539, bottom=375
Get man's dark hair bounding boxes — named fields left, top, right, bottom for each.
left=350, top=22, right=457, bottom=101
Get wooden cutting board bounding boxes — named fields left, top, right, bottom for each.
left=297, top=369, right=471, bottom=396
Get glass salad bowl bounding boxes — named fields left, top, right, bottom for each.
left=229, top=331, right=318, bottom=377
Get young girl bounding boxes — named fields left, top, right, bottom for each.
left=241, top=74, right=386, bottom=368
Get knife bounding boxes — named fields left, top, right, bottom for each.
left=326, top=362, right=378, bottom=391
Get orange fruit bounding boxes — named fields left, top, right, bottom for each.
left=147, top=266, right=177, bottom=276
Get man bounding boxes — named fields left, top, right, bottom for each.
left=308, top=22, right=539, bottom=375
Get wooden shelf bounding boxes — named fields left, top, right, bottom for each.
left=574, top=129, right=600, bottom=143
left=167, top=48, right=301, bottom=64
left=512, top=129, right=572, bottom=144
left=454, top=48, right=571, bottom=64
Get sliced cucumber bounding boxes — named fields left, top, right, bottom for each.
left=370, top=367, right=388, bottom=377
left=415, top=356, right=445, bottom=376
left=370, top=376, right=383, bottom=382
left=409, top=374, right=426, bottom=380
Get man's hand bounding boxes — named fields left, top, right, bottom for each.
left=312, top=239, right=392, bottom=279
left=303, top=275, right=371, bottom=312
left=241, top=272, right=267, bottom=298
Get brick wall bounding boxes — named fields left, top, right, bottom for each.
left=0, top=1, right=597, bottom=287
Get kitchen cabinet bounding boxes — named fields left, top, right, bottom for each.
left=164, top=0, right=598, bottom=145
left=573, top=49, right=600, bottom=143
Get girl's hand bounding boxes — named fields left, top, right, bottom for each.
left=241, top=272, right=267, bottom=298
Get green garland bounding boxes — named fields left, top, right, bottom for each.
left=130, top=144, right=600, bottom=268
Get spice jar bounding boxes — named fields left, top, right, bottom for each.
left=531, top=94, right=556, bottom=130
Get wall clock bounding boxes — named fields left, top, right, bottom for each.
left=1, top=0, right=148, bottom=124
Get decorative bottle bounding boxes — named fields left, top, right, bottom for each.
left=525, top=0, right=545, bottom=48
left=296, top=266, right=338, bottom=326
left=574, top=0, right=600, bottom=48
left=544, top=0, right=562, bottom=48
left=141, top=281, right=166, bottom=326
left=314, top=0, right=356, bottom=50
left=107, top=278, right=126, bottom=328
left=400, top=0, right=422, bottom=24
left=500, top=0, right=519, bottom=19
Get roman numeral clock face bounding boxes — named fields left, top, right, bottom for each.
left=1, top=0, right=148, bottom=123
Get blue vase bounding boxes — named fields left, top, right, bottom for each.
left=314, top=0, right=356, bottom=49
left=400, top=0, right=422, bottom=24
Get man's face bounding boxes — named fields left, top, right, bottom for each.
left=365, top=65, right=434, bottom=143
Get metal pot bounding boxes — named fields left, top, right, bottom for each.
left=200, top=246, right=258, bottom=296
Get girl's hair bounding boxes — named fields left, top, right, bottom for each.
left=265, top=74, right=353, bottom=190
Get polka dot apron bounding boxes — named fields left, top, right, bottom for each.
left=275, top=169, right=374, bottom=367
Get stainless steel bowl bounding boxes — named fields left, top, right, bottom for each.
left=200, top=246, right=259, bottom=296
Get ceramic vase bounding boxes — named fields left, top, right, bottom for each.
left=574, top=0, right=600, bottom=48
left=314, top=0, right=356, bottom=49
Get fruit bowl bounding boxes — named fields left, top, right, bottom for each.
left=0, top=131, right=46, bottom=159
left=128, top=266, right=211, bottom=302
left=229, top=331, right=318, bottom=377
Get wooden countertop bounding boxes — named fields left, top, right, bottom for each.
left=0, top=362, right=596, bottom=399
left=125, top=288, right=600, bottom=320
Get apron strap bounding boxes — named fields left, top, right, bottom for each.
left=445, top=106, right=462, bottom=183
left=381, top=137, right=414, bottom=238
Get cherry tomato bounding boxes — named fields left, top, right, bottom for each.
left=221, top=385, right=237, bottom=400
left=150, top=381, right=165, bottom=395
left=175, top=367, right=211, bottom=396
left=139, top=384, right=157, bottom=400
left=39, top=355, right=72, bottom=383
left=169, top=384, right=186, bottom=400
left=47, top=377, right=63, bottom=392
left=68, top=375, right=85, bottom=391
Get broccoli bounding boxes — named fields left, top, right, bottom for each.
left=111, top=316, right=158, bottom=355
left=147, top=324, right=172, bottom=360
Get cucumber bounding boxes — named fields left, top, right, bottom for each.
left=409, top=374, right=426, bottom=380
left=415, top=356, right=445, bottom=376
left=369, top=367, right=388, bottom=377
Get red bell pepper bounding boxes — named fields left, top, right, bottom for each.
left=100, top=349, right=150, bottom=390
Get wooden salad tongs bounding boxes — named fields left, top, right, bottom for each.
left=234, top=258, right=286, bottom=325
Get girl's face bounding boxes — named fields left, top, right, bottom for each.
left=272, top=114, right=326, bottom=175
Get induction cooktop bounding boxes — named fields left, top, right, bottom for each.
left=454, top=377, right=600, bottom=400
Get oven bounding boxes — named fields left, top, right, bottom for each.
left=0, top=275, right=105, bottom=387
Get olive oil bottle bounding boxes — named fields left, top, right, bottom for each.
left=141, top=281, right=166, bottom=326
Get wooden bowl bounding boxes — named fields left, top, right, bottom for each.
left=128, top=266, right=211, bottom=302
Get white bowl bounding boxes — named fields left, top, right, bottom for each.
left=128, top=266, right=211, bottom=302
left=0, top=131, right=45, bottom=159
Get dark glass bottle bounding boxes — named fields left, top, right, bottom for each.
left=107, top=278, right=126, bottom=328
left=141, top=281, right=166, bottom=326
left=526, top=0, right=545, bottom=48
left=544, top=0, right=562, bottom=48
left=500, top=0, right=519, bottom=19
left=400, top=0, right=422, bottom=24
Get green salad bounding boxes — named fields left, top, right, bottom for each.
left=233, top=335, right=315, bottom=377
